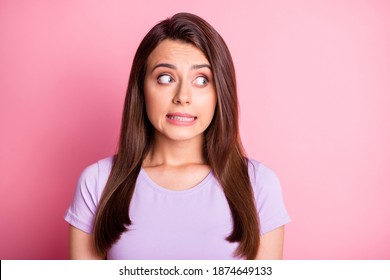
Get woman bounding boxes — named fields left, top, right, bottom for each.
left=65, top=12, right=290, bottom=260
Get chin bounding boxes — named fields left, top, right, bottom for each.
left=162, top=131, right=203, bottom=142
left=168, top=135, right=201, bottom=142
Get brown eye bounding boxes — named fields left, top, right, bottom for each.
left=157, top=74, right=174, bottom=84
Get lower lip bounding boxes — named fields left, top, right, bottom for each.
left=166, top=116, right=197, bottom=126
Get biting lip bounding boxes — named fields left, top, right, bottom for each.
left=167, top=112, right=196, bottom=118
left=166, top=112, right=197, bottom=123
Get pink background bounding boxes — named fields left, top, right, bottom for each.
left=1, top=0, right=389, bottom=259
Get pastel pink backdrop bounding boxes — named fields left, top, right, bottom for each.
left=1, top=0, right=389, bottom=259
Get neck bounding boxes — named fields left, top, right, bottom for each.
left=143, top=132, right=206, bottom=167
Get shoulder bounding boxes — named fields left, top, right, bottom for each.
left=65, top=156, right=115, bottom=233
left=76, top=155, right=114, bottom=198
left=79, top=156, right=114, bottom=179
left=97, top=155, right=115, bottom=175
left=247, top=158, right=291, bottom=234
left=247, top=158, right=281, bottom=190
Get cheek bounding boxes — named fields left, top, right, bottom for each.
left=144, top=89, right=158, bottom=122
left=207, top=93, right=218, bottom=117
left=208, top=104, right=217, bottom=123
left=145, top=96, right=160, bottom=123
left=199, top=94, right=217, bottom=125
left=144, top=89, right=169, bottom=126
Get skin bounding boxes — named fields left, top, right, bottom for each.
left=256, top=226, right=285, bottom=259
left=69, top=39, right=285, bottom=259
left=69, top=225, right=102, bottom=259
left=142, top=39, right=217, bottom=190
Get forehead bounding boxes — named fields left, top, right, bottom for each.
left=147, top=39, right=209, bottom=66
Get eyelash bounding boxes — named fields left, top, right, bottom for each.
left=157, top=74, right=209, bottom=87
left=157, top=74, right=174, bottom=84
left=194, top=76, right=208, bottom=86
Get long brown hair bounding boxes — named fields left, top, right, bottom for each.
left=93, top=12, right=260, bottom=259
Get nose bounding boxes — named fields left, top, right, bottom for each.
left=173, top=81, right=191, bottom=105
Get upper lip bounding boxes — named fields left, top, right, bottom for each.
left=166, top=112, right=197, bottom=118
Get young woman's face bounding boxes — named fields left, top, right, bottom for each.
left=144, top=39, right=217, bottom=143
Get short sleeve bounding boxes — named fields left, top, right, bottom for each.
left=64, top=163, right=100, bottom=234
left=249, top=160, right=291, bottom=235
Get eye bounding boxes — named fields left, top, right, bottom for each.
left=194, top=76, right=208, bottom=87
left=157, top=74, right=174, bottom=84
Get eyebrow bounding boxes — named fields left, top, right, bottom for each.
left=151, top=63, right=212, bottom=72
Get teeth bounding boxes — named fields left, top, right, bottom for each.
left=168, top=116, right=195, bottom=122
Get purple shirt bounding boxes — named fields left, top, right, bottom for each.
left=64, top=156, right=290, bottom=259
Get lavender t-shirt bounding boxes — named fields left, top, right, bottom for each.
left=64, top=156, right=290, bottom=259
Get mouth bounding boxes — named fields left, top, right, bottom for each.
left=166, top=113, right=197, bottom=123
